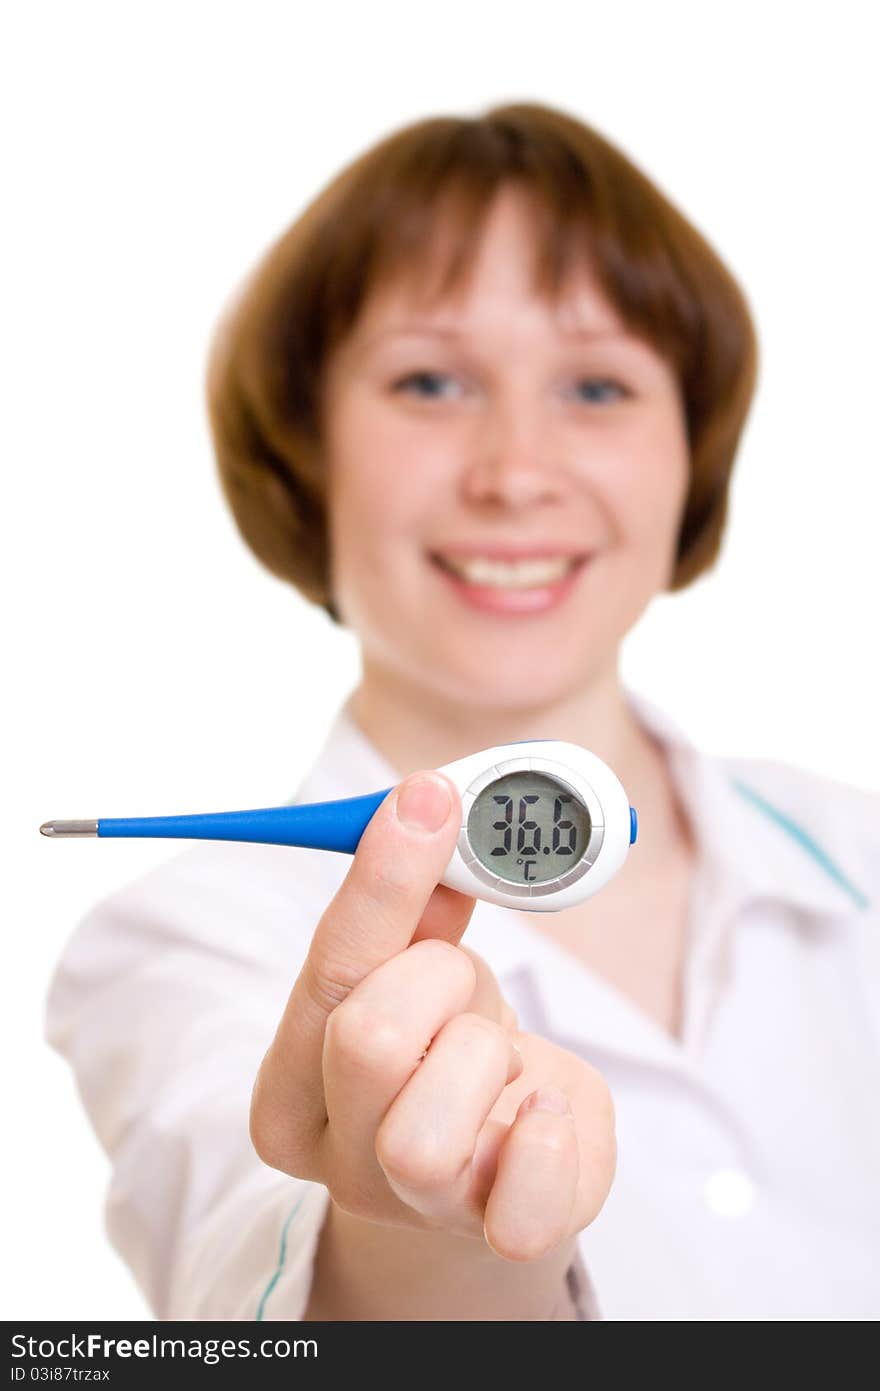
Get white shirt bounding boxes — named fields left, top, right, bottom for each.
left=44, top=687, right=880, bottom=1321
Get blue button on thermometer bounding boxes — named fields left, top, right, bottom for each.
left=40, top=738, right=637, bottom=912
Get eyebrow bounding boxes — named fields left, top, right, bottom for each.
left=365, top=322, right=632, bottom=346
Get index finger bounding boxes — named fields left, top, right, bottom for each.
left=253, top=771, right=464, bottom=1162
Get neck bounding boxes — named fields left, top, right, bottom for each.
left=346, top=656, right=681, bottom=858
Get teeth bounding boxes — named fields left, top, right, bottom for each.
left=438, top=555, right=578, bottom=588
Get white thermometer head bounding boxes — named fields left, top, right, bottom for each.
left=435, top=738, right=636, bottom=910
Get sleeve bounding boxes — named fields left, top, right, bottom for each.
left=44, top=842, right=339, bottom=1321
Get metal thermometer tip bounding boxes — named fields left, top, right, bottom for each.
left=40, top=820, right=99, bottom=838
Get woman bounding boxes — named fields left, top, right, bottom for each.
left=45, top=102, right=879, bottom=1321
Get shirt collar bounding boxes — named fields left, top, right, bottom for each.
left=623, top=687, right=868, bottom=923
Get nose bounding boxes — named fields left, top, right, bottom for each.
left=460, top=391, right=567, bottom=509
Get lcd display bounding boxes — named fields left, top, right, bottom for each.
left=466, top=770, right=591, bottom=885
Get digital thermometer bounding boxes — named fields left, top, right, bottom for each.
left=40, top=739, right=637, bottom=912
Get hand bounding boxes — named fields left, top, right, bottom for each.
left=250, top=770, right=616, bottom=1263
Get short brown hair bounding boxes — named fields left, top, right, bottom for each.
left=205, top=101, right=758, bottom=624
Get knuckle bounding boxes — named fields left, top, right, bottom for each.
left=248, top=1061, right=316, bottom=1178
left=442, top=1010, right=509, bottom=1063
left=406, top=938, right=477, bottom=992
left=325, top=997, right=408, bottom=1076
left=249, top=1110, right=288, bottom=1170
left=375, top=1120, right=469, bottom=1193
left=301, top=954, right=358, bottom=1017
left=249, top=1098, right=300, bottom=1175
left=372, top=1127, right=411, bottom=1186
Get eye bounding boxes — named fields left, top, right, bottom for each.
left=392, top=371, right=463, bottom=399
left=571, top=377, right=629, bottom=404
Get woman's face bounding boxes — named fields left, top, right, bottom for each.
left=321, top=187, right=690, bottom=713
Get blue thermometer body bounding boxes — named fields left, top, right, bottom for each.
left=40, top=738, right=637, bottom=912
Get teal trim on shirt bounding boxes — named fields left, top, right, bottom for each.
left=256, top=1192, right=308, bottom=1321
left=730, top=777, right=871, bottom=911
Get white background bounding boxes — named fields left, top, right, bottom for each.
left=3, top=0, right=877, bottom=1319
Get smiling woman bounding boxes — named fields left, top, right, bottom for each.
left=206, top=102, right=757, bottom=624
left=44, top=99, right=880, bottom=1325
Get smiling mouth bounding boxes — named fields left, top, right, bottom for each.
left=428, top=552, right=589, bottom=589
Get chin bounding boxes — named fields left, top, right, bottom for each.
left=410, top=638, right=596, bottom=715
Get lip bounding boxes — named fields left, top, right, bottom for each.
left=427, top=550, right=593, bottom=616
left=429, top=544, right=589, bottom=560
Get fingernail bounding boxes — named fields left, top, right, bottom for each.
left=522, top=1086, right=570, bottom=1116
left=507, top=1041, right=524, bottom=1083
left=395, top=775, right=452, bottom=833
